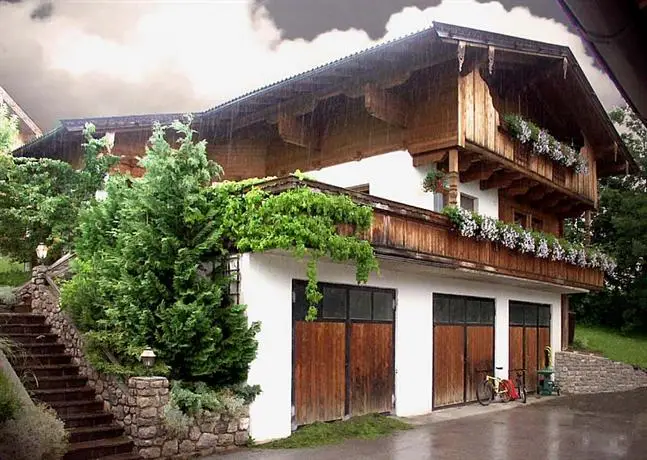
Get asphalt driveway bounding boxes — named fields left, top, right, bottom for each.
left=219, top=389, right=647, bottom=460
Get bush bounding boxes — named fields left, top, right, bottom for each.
left=0, top=372, right=20, bottom=423
left=0, top=403, right=68, bottom=460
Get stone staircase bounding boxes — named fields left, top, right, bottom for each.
left=0, top=309, right=140, bottom=460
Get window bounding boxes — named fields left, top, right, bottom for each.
left=322, top=286, right=346, bottom=319
left=433, top=192, right=447, bottom=212
left=509, top=301, right=551, bottom=327
left=348, top=184, right=370, bottom=194
left=514, top=211, right=528, bottom=228
left=531, top=217, right=544, bottom=231
left=292, top=281, right=395, bottom=322
left=433, top=294, right=495, bottom=325
left=460, top=194, right=477, bottom=212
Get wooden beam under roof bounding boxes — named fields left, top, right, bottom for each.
left=364, top=83, right=407, bottom=128
left=526, top=185, right=550, bottom=202
left=480, top=170, right=523, bottom=190
left=412, top=150, right=448, bottom=167
left=460, top=161, right=499, bottom=183
left=277, top=112, right=314, bottom=148
left=504, top=179, right=536, bottom=197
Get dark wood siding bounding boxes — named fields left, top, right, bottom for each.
left=466, top=326, right=495, bottom=402
left=350, top=323, right=394, bottom=415
left=509, top=301, right=551, bottom=393
left=433, top=294, right=494, bottom=408
left=292, top=281, right=395, bottom=426
left=293, top=322, right=346, bottom=425
left=433, top=325, right=465, bottom=407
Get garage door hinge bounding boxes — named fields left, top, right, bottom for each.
left=292, top=290, right=296, bottom=303
left=392, top=298, right=397, bottom=310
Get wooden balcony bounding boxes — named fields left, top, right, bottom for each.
left=261, top=177, right=604, bottom=291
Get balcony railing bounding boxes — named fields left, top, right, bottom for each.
left=261, top=177, right=604, bottom=290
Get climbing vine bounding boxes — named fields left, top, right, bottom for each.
left=208, top=177, right=378, bottom=321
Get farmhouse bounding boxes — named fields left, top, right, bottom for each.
left=15, top=23, right=636, bottom=443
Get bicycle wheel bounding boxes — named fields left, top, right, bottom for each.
left=477, top=380, right=494, bottom=406
left=519, top=386, right=527, bottom=403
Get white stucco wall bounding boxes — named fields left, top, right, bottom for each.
left=459, top=179, right=499, bottom=218
left=240, top=252, right=565, bottom=442
left=306, top=150, right=499, bottom=217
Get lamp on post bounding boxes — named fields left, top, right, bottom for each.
left=36, top=243, right=48, bottom=265
left=140, top=347, right=156, bottom=370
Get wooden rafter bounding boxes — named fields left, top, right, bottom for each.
left=480, top=170, right=523, bottom=190
left=504, top=179, right=535, bottom=197
left=277, top=112, right=312, bottom=148
left=364, top=83, right=407, bottom=128
left=460, top=161, right=499, bottom=183
left=458, top=151, right=480, bottom=173
left=526, top=185, right=549, bottom=202
left=412, top=150, right=448, bottom=168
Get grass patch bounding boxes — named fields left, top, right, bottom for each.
left=573, top=325, right=647, bottom=369
left=0, top=255, right=29, bottom=287
left=258, top=414, right=411, bottom=449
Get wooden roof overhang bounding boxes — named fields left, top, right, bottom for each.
left=13, top=23, right=636, bottom=182
left=431, top=22, right=639, bottom=178
left=254, top=176, right=604, bottom=291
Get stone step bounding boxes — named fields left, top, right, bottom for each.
left=63, top=436, right=134, bottom=460
left=68, top=424, right=124, bottom=443
left=25, top=375, right=88, bottom=390
left=94, top=453, right=141, bottom=460
left=32, top=386, right=97, bottom=403
left=49, top=399, right=104, bottom=416
left=0, top=312, right=46, bottom=324
left=62, top=412, right=114, bottom=429
left=0, top=323, right=51, bottom=334
left=18, top=342, right=66, bottom=355
left=3, top=332, right=59, bottom=344
left=19, top=353, right=72, bottom=366
left=14, top=363, right=80, bottom=378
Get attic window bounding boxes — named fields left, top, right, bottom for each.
left=348, top=184, right=370, bottom=194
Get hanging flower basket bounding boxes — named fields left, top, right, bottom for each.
left=423, top=169, right=448, bottom=194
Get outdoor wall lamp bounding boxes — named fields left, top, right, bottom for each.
left=36, top=243, right=48, bottom=263
left=140, top=347, right=156, bottom=368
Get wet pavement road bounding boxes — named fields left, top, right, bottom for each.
left=220, top=389, right=647, bottom=460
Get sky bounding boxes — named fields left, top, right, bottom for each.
left=0, top=0, right=624, bottom=131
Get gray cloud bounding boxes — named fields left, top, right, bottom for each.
left=0, top=0, right=621, bottom=133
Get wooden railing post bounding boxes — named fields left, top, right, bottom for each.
left=448, top=149, right=459, bottom=206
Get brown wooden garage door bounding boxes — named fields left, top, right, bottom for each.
left=509, top=301, right=551, bottom=393
left=433, top=294, right=495, bottom=408
left=292, top=281, right=395, bottom=426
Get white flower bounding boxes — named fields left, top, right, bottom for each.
left=536, top=239, right=549, bottom=258
left=550, top=143, right=565, bottom=162
left=501, top=226, right=518, bottom=249
left=533, top=130, right=550, bottom=155
left=576, top=249, right=588, bottom=267
left=479, top=217, right=498, bottom=241
left=565, top=248, right=578, bottom=264
left=551, top=240, right=564, bottom=261
left=518, top=120, right=532, bottom=144
left=458, top=208, right=477, bottom=238
left=519, top=231, right=535, bottom=253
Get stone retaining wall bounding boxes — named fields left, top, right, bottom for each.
left=20, top=265, right=249, bottom=459
left=127, top=377, right=249, bottom=459
left=555, top=351, right=647, bottom=394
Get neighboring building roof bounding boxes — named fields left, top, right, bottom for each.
left=557, top=0, right=647, bottom=125
left=0, top=85, right=42, bottom=140
left=11, top=22, right=637, bottom=174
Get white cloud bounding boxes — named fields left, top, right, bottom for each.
left=1, top=0, right=624, bottom=117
